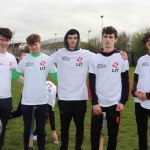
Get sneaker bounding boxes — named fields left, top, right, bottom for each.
left=33, top=135, right=37, bottom=141
left=0, top=119, right=2, bottom=135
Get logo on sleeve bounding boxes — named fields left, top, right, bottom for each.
left=112, top=62, right=119, bottom=72
left=76, top=57, right=83, bottom=66
left=40, top=61, right=46, bottom=70
left=142, top=62, right=149, bottom=66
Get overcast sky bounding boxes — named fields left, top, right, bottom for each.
left=1, top=0, right=150, bottom=43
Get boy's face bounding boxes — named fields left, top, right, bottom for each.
left=146, top=38, right=150, bottom=50
left=66, top=34, right=78, bottom=50
left=28, top=42, right=41, bottom=54
left=102, top=33, right=117, bottom=49
left=0, top=35, right=11, bottom=51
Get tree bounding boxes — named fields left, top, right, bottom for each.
left=115, top=31, right=131, bottom=52
left=81, top=35, right=100, bottom=53
left=23, top=46, right=30, bottom=53
left=131, top=30, right=149, bottom=59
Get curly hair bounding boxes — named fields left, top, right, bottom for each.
left=102, top=26, right=118, bottom=38
left=26, top=34, right=41, bottom=45
left=141, top=32, right=150, bottom=45
left=0, top=27, right=12, bottom=39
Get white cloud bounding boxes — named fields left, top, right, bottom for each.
left=0, top=0, right=150, bottom=42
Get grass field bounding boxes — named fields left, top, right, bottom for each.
left=3, top=66, right=150, bottom=150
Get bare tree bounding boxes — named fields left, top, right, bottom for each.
left=115, top=31, right=131, bottom=52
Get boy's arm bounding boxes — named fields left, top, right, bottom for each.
left=88, top=73, right=102, bottom=114
left=16, top=76, right=24, bottom=84
left=88, top=73, right=99, bottom=105
left=120, top=70, right=130, bottom=105
left=12, top=70, right=24, bottom=84
left=131, top=73, right=138, bottom=97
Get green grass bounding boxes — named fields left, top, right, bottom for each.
left=3, top=67, right=150, bottom=149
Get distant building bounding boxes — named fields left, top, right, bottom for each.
left=8, top=40, right=25, bottom=52
left=41, top=37, right=86, bottom=55
left=41, top=37, right=64, bottom=55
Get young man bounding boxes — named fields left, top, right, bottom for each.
left=15, top=34, right=57, bottom=150
left=51, top=29, right=92, bottom=150
left=131, top=32, right=150, bottom=150
left=50, top=28, right=128, bottom=150
left=88, top=26, right=129, bottom=150
left=0, top=27, right=24, bottom=150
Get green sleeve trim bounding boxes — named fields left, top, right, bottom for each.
left=12, top=70, right=21, bottom=80
left=50, top=72, right=57, bottom=81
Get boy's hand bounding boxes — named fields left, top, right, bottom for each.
left=52, top=130, right=59, bottom=144
left=138, top=92, right=147, bottom=101
left=92, top=104, right=102, bottom=115
left=116, top=103, right=124, bottom=112
left=135, top=91, right=141, bottom=98
left=19, top=53, right=28, bottom=61
left=120, top=51, right=128, bottom=60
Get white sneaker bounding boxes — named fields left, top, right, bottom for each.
left=33, top=135, right=37, bottom=141
left=0, top=119, right=2, bottom=135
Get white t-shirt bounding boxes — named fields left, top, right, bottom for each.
left=46, top=81, right=56, bottom=107
left=0, top=52, right=17, bottom=98
left=50, top=48, right=94, bottom=101
left=16, top=53, right=57, bottom=105
left=134, top=54, right=150, bottom=109
left=89, top=52, right=129, bottom=107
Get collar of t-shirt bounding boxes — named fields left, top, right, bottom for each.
left=99, top=48, right=119, bottom=57
left=30, top=52, right=42, bottom=57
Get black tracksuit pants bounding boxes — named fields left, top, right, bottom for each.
left=135, top=102, right=150, bottom=150
left=0, top=97, right=12, bottom=150
left=58, top=100, right=87, bottom=150
left=21, top=104, right=47, bottom=150
left=91, top=105, right=120, bottom=150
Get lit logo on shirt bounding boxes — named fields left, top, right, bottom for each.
left=46, top=82, right=52, bottom=87
left=76, top=57, right=83, bottom=66
left=40, top=61, right=46, bottom=70
left=142, top=62, right=149, bottom=66
left=9, top=62, right=12, bottom=67
left=46, top=82, right=52, bottom=92
left=9, top=62, right=13, bottom=71
left=112, top=62, right=119, bottom=72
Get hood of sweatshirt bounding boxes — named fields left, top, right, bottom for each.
left=64, top=29, right=80, bottom=51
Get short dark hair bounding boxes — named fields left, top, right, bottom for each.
left=26, top=34, right=41, bottom=45
left=66, top=29, right=79, bottom=39
left=0, top=27, right=12, bottom=40
left=141, top=32, right=150, bottom=45
left=102, top=26, right=118, bottom=38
